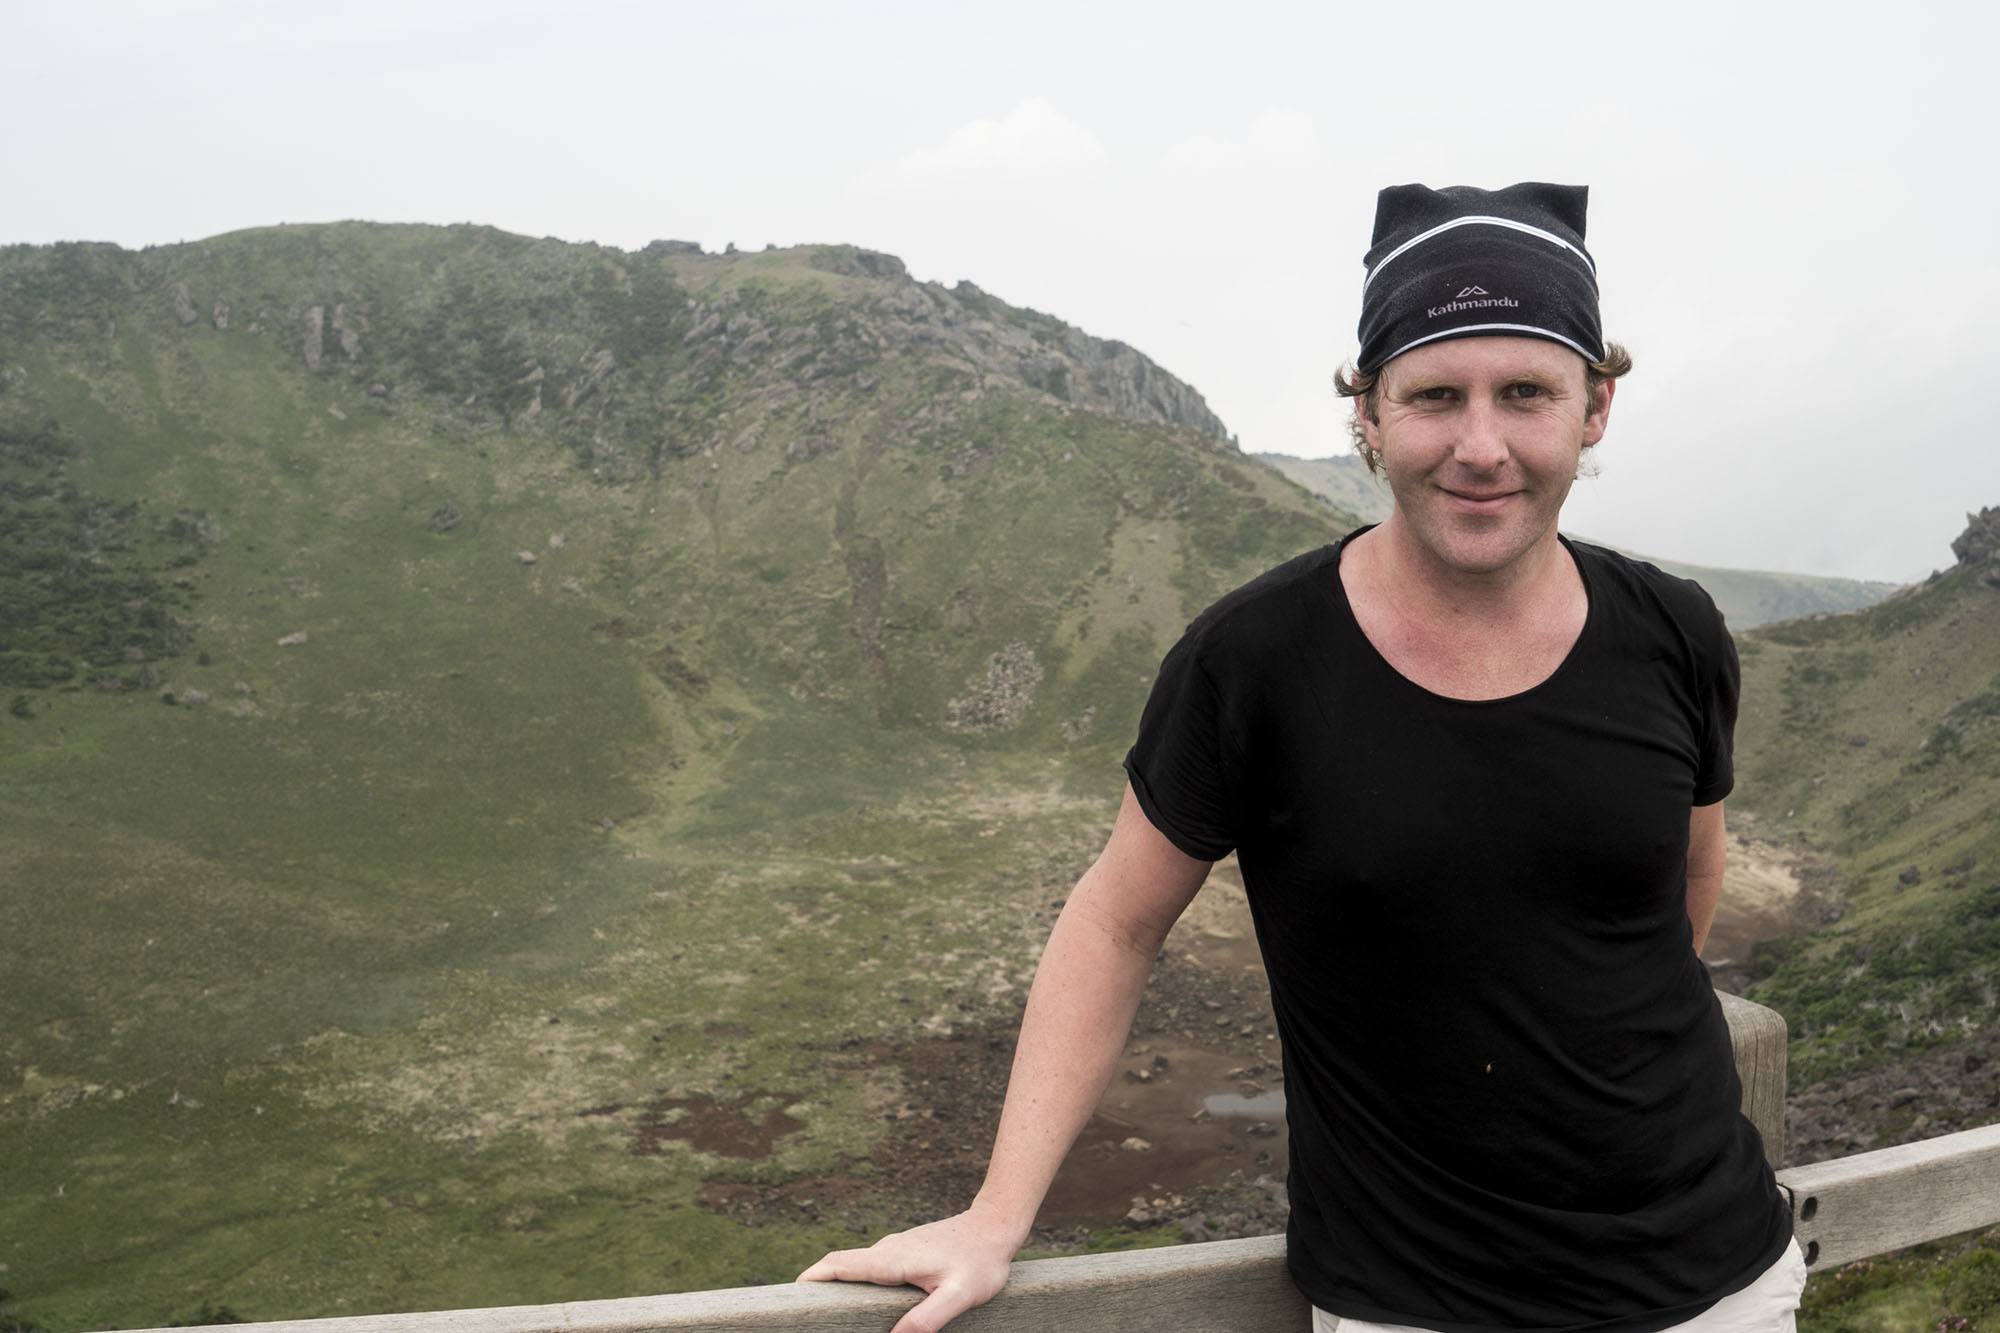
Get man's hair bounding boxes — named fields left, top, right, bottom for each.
left=1332, top=342, right=1634, bottom=474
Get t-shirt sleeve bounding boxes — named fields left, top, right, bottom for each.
left=1122, top=626, right=1240, bottom=861
left=1692, top=603, right=1740, bottom=807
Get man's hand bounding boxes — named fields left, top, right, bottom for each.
left=796, top=1208, right=1020, bottom=1333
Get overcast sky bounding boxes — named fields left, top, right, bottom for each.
left=4, top=0, right=1994, bottom=582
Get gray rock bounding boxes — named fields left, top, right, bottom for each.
left=303, top=305, right=325, bottom=371
left=169, top=282, right=198, bottom=326
left=807, top=247, right=908, bottom=281
left=331, top=303, right=361, bottom=359
left=428, top=502, right=464, bottom=533
left=642, top=239, right=704, bottom=256
left=564, top=349, right=615, bottom=409
left=211, top=302, right=229, bottom=331
left=1952, top=506, right=2000, bottom=565
left=945, top=641, right=1043, bottom=732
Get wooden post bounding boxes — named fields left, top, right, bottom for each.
left=1719, top=989, right=1788, bottom=1169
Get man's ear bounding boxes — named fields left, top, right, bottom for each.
left=1356, top=390, right=1383, bottom=450
left=1581, top=377, right=1616, bottom=448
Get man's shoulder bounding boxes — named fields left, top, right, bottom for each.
left=1567, top=536, right=1731, bottom=646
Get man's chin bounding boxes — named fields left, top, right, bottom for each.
left=1417, top=518, right=1554, bottom=576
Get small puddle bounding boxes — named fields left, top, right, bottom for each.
left=1203, top=1090, right=1285, bottom=1117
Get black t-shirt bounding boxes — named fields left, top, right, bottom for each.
left=1122, top=529, right=1792, bottom=1333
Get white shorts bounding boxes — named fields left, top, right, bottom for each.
left=1311, top=1236, right=1809, bottom=1333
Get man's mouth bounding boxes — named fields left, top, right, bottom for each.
left=1442, top=488, right=1518, bottom=507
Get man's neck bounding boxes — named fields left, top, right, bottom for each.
left=1350, top=512, right=1577, bottom=629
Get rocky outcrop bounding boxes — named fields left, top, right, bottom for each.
left=945, top=641, right=1043, bottom=731
left=303, top=305, right=325, bottom=371
left=859, top=271, right=1227, bottom=440
left=331, top=303, right=362, bottom=359
left=169, top=282, right=198, bottom=327
left=807, top=247, right=909, bottom=281
left=1951, top=506, right=2000, bottom=567
left=564, top=349, right=615, bottom=409
left=671, top=253, right=1232, bottom=445
left=211, top=301, right=229, bottom=331
left=642, top=239, right=704, bottom=256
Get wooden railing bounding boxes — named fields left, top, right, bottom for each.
left=126, top=995, right=2000, bottom=1333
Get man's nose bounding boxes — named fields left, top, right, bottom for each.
left=1453, top=402, right=1510, bottom=470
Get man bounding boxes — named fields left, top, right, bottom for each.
left=801, top=183, right=1804, bottom=1332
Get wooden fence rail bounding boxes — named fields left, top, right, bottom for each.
left=122, top=997, right=2000, bottom=1333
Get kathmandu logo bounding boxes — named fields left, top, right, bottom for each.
left=1428, top=284, right=1520, bottom=319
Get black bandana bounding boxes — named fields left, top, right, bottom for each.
left=1355, top=182, right=1604, bottom=374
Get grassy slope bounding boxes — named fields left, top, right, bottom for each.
left=0, top=226, right=1345, bottom=1328
left=1735, top=565, right=2000, bottom=1084
left=1727, top=563, right=2000, bottom=1332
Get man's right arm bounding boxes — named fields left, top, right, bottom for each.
left=796, top=780, right=1215, bottom=1333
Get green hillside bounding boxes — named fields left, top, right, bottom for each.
left=0, top=225, right=1349, bottom=1329
left=1256, top=451, right=1904, bottom=628
left=1734, top=513, right=2000, bottom=1086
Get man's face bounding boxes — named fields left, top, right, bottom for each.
left=1355, top=336, right=1613, bottom=578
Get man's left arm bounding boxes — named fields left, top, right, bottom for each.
left=1686, top=801, right=1726, bottom=955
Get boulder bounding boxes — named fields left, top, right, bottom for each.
left=169, top=282, right=198, bottom=326
left=945, top=641, right=1043, bottom=732
left=302, top=305, right=325, bottom=371
left=331, top=303, right=361, bottom=359
left=1951, top=506, right=2000, bottom=566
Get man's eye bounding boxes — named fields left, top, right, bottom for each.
left=1507, top=383, right=1545, bottom=398
left=1415, top=388, right=1454, bottom=401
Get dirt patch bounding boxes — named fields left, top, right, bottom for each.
left=583, top=1094, right=805, bottom=1158
left=1704, top=816, right=1838, bottom=993
left=695, top=856, right=1290, bottom=1241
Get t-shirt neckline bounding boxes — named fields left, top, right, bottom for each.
left=1319, top=523, right=1598, bottom=707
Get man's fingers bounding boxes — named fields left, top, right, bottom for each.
left=796, top=1250, right=896, bottom=1284
left=889, top=1280, right=977, bottom=1333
